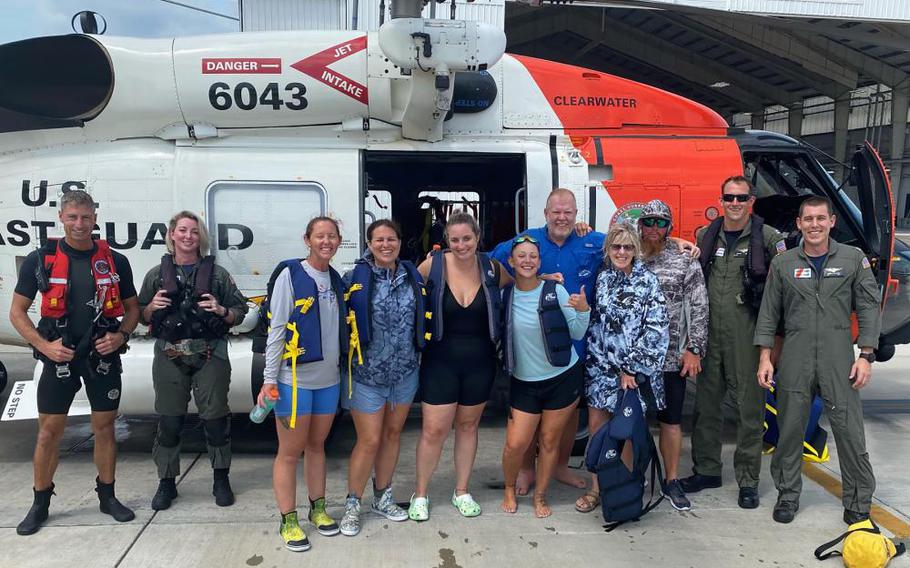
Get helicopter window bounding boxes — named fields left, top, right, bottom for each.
left=207, top=181, right=326, bottom=293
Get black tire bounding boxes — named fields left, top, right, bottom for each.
left=572, top=405, right=589, bottom=456
left=0, top=360, right=7, bottom=394
left=875, top=343, right=895, bottom=363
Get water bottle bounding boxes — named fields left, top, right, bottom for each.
left=249, top=385, right=278, bottom=423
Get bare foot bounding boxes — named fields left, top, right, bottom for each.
left=501, top=486, right=518, bottom=514
left=516, top=468, right=535, bottom=496
left=554, top=466, right=587, bottom=489
left=533, top=494, right=551, bottom=519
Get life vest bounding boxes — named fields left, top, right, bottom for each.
left=502, top=280, right=572, bottom=376
left=697, top=214, right=770, bottom=312
left=149, top=254, right=229, bottom=341
left=346, top=258, right=426, bottom=351
left=424, top=250, right=501, bottom=344
left=584, top=388, right=664, bottom=531
left=265, top=259, right=349, bottom=428
left=39, top=239, right=124, bottom=320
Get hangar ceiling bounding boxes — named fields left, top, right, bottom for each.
left=505, top=2, right=910, bottom=118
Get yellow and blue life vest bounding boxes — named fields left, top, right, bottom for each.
left=346, top=259, right=427, bottom=351
left=502, top=279, right=572, bottom=376
left=424, top=250, right=502, bottom=344
left=266, top=259, right=349, bottom=428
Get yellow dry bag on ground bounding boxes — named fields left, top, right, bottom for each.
left=815, top=519, right=906, bottom=568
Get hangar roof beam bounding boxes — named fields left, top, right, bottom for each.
left=575, top=10, right=796, bottom=108
left=507, top=10, right=772, bottom=110
left=665, top=12, right=857, bottom=96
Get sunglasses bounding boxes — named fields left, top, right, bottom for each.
left=511, top=235, right=540, bottom=249
left=722, top=194, right=752, bottom=203
left=609, top=243, right=635, bottom=252
left=640, top=217, right=670, bottom=228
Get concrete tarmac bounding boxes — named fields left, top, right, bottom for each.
left=1, top=345, right=909, bottom=568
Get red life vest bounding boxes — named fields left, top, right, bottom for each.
left=40, top=239, right=125, bottom=319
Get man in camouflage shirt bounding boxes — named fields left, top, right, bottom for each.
left=639, top=200, right=709, bottom=511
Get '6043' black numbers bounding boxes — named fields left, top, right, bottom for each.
left=208, top=82, right=308, bottom=111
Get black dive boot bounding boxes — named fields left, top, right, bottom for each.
left=96, top=477, right=135, bottom=522
left=16, top=484, right=55, bottom=536
left=151, top=478, right=178, bottom=511
left=212, top=468, right=235, bottom=507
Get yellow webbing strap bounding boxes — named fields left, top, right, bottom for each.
left=343, top=284, right=365, bottom=399
left=280, top=297, right=315, bottom=429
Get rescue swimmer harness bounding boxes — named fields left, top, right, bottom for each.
left=35, top=239, right=126, bottom=379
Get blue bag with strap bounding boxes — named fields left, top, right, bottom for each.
left=584, top=388, right=664, bottom=531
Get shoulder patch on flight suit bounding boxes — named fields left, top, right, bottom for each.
left=776, top=240, right=787, bottom=254
left=823, top=267, right=844, bottom=278
left=794, top=268, right=812, bottom=279
left=861, top=257, right=871, bottom=269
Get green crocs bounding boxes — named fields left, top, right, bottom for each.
left=451, top=491, right=481, bottom=518
left=409, top=494, right=429, bottom=522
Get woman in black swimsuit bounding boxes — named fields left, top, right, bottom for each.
left=408, top=212, right=510, bottom=521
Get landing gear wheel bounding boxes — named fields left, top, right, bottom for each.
left=875, top=343, right=895, bottom=363
left=0, top=360, right=7, bottom=394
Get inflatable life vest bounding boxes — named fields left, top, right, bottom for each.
left=149, top=254, right=229, bottom=341
left=39, top=239, right=124, bottom=320
left=502, top=280, right=572, bottom=375
left=346, top=258, right=426, bottom=352
left=264, top=259, right=349, bottom=428
left=698, top=215, right=771, bottom=313
left=424, top=250, right=501, bottom=344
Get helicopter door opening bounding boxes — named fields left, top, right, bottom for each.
left=363, top=152, right=527, bottom=263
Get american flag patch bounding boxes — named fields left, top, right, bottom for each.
left=794, top=268, right=812, bottom=279
left=862, top=257, right=871, bottom=269
left=776, top=240, right=786, bottom=254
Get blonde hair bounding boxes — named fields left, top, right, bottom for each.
left=603, top=222, right=641, bottom=263
left=166, top=211, right=210, bottom=256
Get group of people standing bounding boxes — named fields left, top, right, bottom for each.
left=10, top=179, right=882, bottom=554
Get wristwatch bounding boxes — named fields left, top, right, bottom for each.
left=687, top=346, right=703, bottom=357
left=858, top=352, right=876, bottom=363
left=119, top=330, right=131, bottom=343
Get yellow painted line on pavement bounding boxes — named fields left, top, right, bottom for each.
left=803, top=462, right=910, bottom=537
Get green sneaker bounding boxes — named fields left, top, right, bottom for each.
left=308, top=497, right=340, bottom=536
left=279, top=511, right=311, bottom=552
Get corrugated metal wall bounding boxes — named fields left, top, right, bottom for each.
left=241, top=0, right=504, bottom=32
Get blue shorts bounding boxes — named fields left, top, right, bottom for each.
left=275, top=382, right=340, bottom=417
left=342, top=370, right=419, bottom=414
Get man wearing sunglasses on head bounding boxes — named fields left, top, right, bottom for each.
left=638, top=200, right=708, bottom=511
left=681, top=176, right=786, bottom=510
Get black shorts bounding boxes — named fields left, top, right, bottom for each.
left=37, top=356, right=122, bottom=415
left=419, top=340, right=496, bottom=406
left=656, top=371, right=686, bottom=425
left=510, top=362, right=583, bottom=414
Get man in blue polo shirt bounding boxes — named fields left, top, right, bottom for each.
left=491, top=188, right=603, bottom=493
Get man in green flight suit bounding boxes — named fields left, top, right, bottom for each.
left=755, top=195, right=880, bottom=524
left=681, top=175, right=786, bottom=510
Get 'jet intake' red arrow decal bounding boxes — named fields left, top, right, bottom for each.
left=291, top=37, right=368, bottom=105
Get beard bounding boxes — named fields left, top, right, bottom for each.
left=642, top=238, right=665, bottom=259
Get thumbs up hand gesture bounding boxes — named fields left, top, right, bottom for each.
left=566, top=285, right=590, bottom=313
